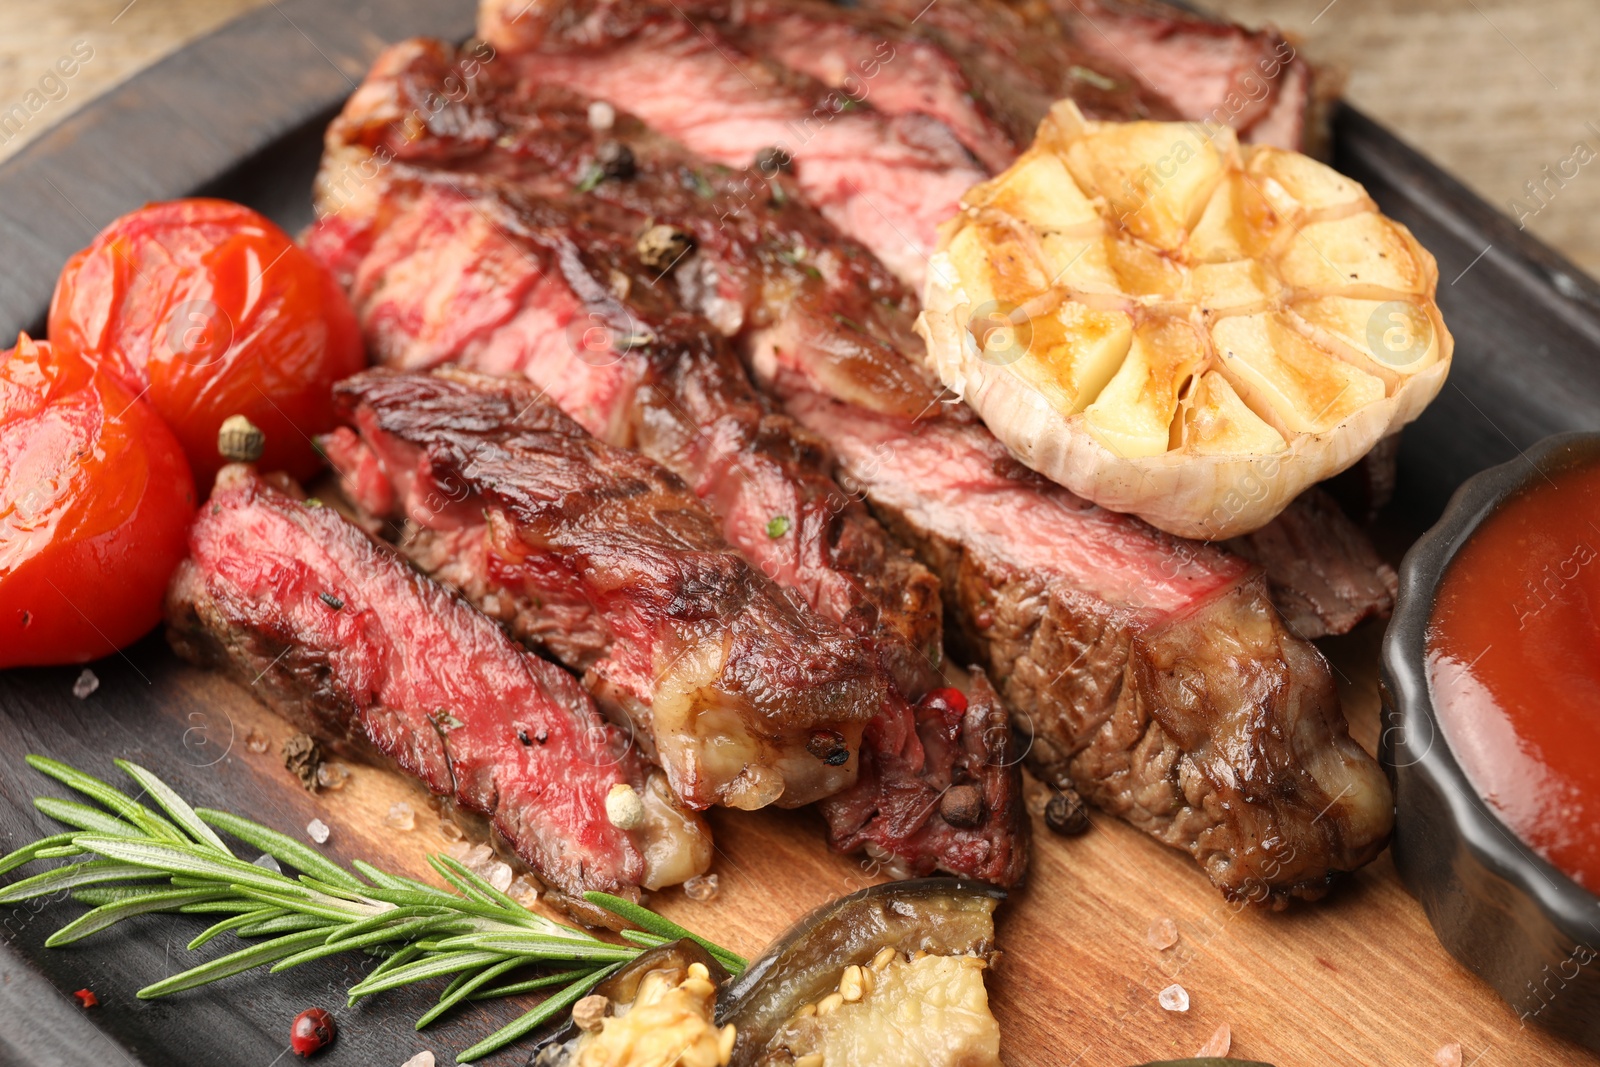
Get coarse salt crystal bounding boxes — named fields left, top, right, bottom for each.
left=1146, top=917, right=1179, bottom=950
left=509, top=874, right=540, bottom=909
left=253, top=853, right=282, bottom=873
left=245, top=729, right=270, bottom=754
left=485, top=861, right=514, bottom=893
left=401, top=1053, right=436, bottom=1067
left=1434, top=1043, right=1463, bottom=1067
left=1157, top=984, right=1189, bottom=1012
left=684, top=873, right=720, bottom=902
left=1196, top=1022, right=1230, bottom=1056
left=383, top=802, right=416, bottom=831
left=439, top=820, right=465, bottom=842
left=315, top=762, right=351, bottom=790
left=72, top=669, right=99, bottom=700
left=461, top=843, right=493, bottom=873
left=588, top=100, right=616, bottom=130
left=306, top=818, right=331, bottom=845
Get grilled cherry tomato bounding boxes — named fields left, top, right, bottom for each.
left=48, top=198, right=365, bottom=488
left=0, top=334, right=196, bottom=667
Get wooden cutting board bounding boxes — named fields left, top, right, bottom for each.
left=0, top=624, right=1590, bottom=1067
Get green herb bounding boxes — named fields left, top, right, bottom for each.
left=831, top=312, right=865, bottom=334
left=429, top=709, right=465, bottom=732
left=766, top=515, right=792, bottom=539
left=1068, top=65, right=1119, bottom=92
left=304, top=498, right=323, bottom=509
left=574, top=162, right=605, bottom=193
left=1, top=756, right=744, bottom=1062
left=769, top=182, right=787, bottom=207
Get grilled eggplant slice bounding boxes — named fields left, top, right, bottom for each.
left=717, top=879, right=1004, bottom=1067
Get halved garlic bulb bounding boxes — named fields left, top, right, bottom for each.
left=920, top=101, right=1452, bottom=539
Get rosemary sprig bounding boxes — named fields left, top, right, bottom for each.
left=0, top=755, right=745, bottom=1062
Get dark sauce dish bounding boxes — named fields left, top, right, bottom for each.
left=1381, top=431, right=1600, bottom=1051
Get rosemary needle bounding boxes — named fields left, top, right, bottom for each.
left=0, top=755, right=744, bottom=1062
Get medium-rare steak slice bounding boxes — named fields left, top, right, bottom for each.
left=782, top=395, right=1393, bottom=903
left=323, top=366, right=882, bottom=812
left=1045, top=0, right=1313, bottom=150
left=165, top=465, right=712, bottom=895
left=308, top=43, right=1029, bottom=886
left=479, top=0, right=986, bottom=290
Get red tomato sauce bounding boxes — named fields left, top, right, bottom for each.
left=1427, top=457, right=1600, bottom=891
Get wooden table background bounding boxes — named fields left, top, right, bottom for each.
left=3, top=2, right=1598, bottom=1066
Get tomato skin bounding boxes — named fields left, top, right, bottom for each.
left=48, top=198, right=365, bottom=488
left=0, top=335, right=196, bottom=667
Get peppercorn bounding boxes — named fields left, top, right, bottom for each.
left=1044, top=789, right=1092, bottom=835
left=596, top=140, right=636, bottom=179
left=754, top=145, right=793, bottom=175
left=939, top=783, right=986, bottom=829
left=290, top=1007, right=337, bottom=1056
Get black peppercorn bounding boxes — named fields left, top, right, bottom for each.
left=1044, top=789, right=1091, bottom=835
left=596, top=140, right=636, bottom=179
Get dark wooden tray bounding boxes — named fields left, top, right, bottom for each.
left=2, top=3, right=1599, bottom=1065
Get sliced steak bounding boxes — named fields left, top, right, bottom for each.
left=784, top=393, right=1394, bottom=904
left=165, top=465, right=711, bottom=895
left=309, top=42, right=1027, bottom=885
left=1225, top=487, right=1398, bottom=640
left=479, top=0, right=986, bottom=289
left=324, top=366, right=883, bottom=812
left=1047, top=0, right=1312, bottom=150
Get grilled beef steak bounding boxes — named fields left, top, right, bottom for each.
left=309, top=42, right=1027, bottom=886
left=822, top=671, right=1029, bottom=887
left=1225, top=487, right=1398, bottom=640
left=165, top=465, right=712, bottom=895
left=310, top=33, right=1389, bottom=900
left=1045, top=0, right=1313, bottom=151
left=480, top=0, right=986, bottom=290
left=324, top=366, right=883, bottom=812
left=785, top=396, right=1393, bottom=903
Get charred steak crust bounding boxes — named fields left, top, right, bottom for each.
left=789, top=397, right=1394, bottom=904
left=326, top=366, right=884, bottom=812
left=308, top=48, right=946, bottom=698
left=165, top=465, right=710, bottom=895
left=308, top=42, right=1035, bottom=885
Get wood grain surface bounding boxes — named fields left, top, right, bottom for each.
left=5, top=0, right=1600, bottom=279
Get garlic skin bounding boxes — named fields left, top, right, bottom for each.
left=919, top=100, right=1453, bottom=540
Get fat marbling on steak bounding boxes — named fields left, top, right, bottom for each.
left=324, top=366, right=882, bottom=813
left=165, top=465, right=711, bottom=896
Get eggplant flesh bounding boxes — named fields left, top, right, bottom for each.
left=530, top=941, right=731, bottom=1066
left=715, top=878, right=1005, bottom=1066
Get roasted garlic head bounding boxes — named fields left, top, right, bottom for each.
left=921, top=101, right=1452, bottom=538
